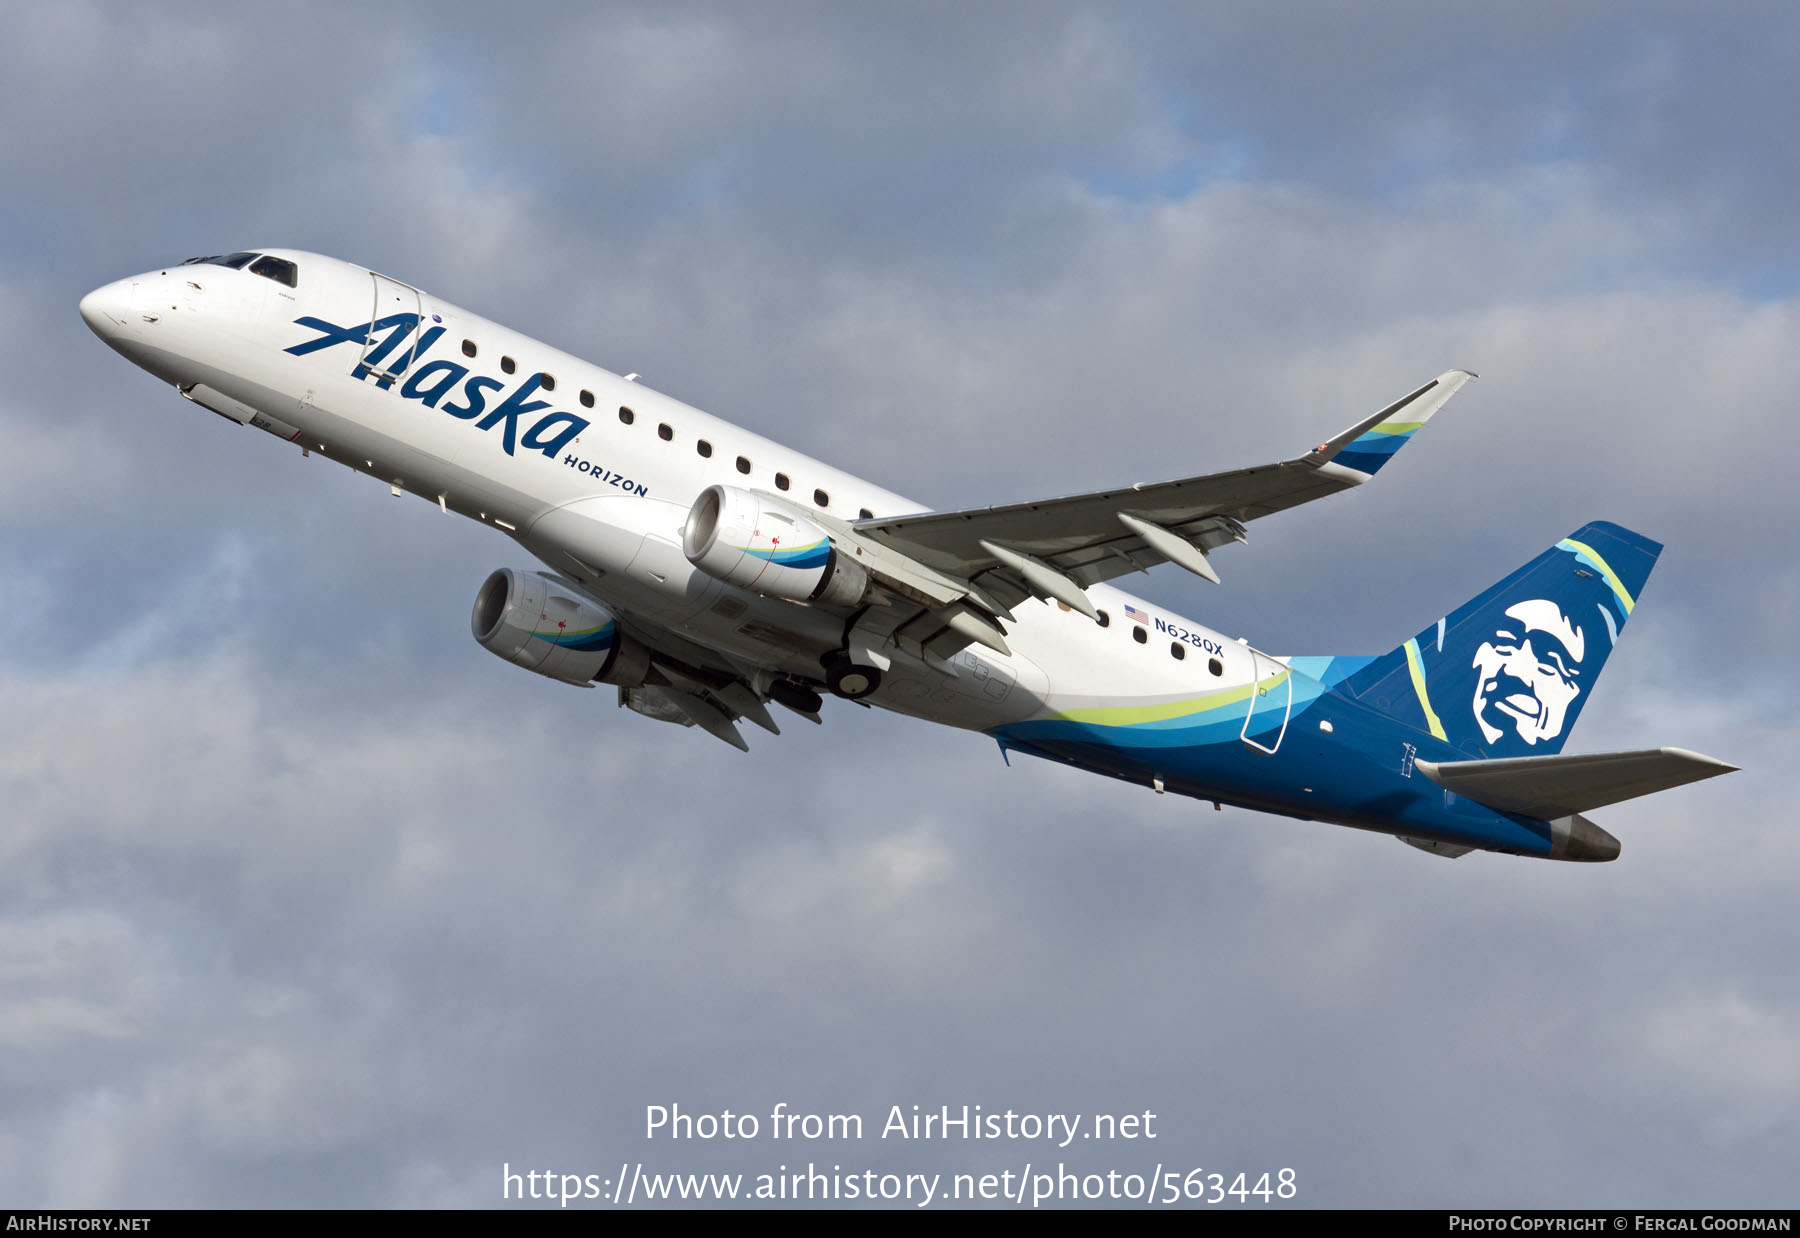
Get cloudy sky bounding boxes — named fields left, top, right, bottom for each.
left=4, top=0, right=1792, bottom=1209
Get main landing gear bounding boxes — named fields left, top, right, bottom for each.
left=821, top=652, right=882, bottom=700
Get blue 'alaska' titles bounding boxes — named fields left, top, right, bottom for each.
left=285, top=313, right=589, bottom=461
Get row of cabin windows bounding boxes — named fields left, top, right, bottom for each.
left=458, top=338, right=875, bottom=520
left=1087, top=607, right=1224, bottom=675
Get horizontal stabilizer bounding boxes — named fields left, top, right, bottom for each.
left=1414, top=747, right=1738, bottom=819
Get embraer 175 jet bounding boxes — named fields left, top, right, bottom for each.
left=80, top=249, right=1735, bottom=862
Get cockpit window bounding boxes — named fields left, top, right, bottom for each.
left=205, top=252, right=260, bottom=270
left=249, top=255, right=298, bottom=288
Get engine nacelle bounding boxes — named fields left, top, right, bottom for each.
left=681, top=484, right=870, bottom=608
left=470, top=568, right=651, bottom=687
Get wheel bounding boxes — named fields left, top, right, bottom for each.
left=824, top=659, right=881, bottom=700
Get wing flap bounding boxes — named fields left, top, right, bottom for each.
left=1414, top=747, right=1739, bottom=819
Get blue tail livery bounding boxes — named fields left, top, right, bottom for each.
left=1338, top=521, right=1659, bottom=759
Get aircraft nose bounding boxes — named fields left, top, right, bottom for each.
left=79, top=279, right=133, bottom=337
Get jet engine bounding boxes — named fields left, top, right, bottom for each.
left=470, top=568, right=650, bottom=687
left=682, top=484, right=870, bottom=607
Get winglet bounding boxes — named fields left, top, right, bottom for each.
left=1307, top=369, right=1475, bottom=478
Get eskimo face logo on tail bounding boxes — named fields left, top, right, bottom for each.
left=1376, top=527, right=1651, bottom=758
left=1469, top=599, right=1584, bottom=746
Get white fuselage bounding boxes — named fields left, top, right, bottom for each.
left=92, top=255, right=1702, bottom=863
left=80, top=250, right=1279, bottom=742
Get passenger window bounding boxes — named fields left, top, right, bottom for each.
left=1170, top=643, right=1185, bottom=660
left=1132, top=627, right=1147, bottom=645
left=859, top=508, right=874, bottom=520
left=501, top=356, right=516, bottom=375
left=736, top=456, right=751, bottom=474
left=580, top=390, right=594, bottom=408
left=538, top=373, right=555, bottom=392
left=1208, top=657, right=1223, bottom=676
left=249, top=256, right=298, bottom=287
left=658, top=423, right=673, bottom=441
left=1096, top=610, right=1110, bottom=627
left=697, top=440, right=713, bottom=458
left=619, top=407, right=635, bottom=425
left=814, top=489, right=830, bottom=507
left=462, top=340, right=477, bottom=358
left=774, top=473, right=790, bottom=491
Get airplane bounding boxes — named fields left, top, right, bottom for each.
left=79, top=249, right=1736, bottom=863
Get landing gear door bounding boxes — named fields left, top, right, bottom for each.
left=1240, top=649, right=1292, bottom=755
left=359, top=271, right=425, bottom=385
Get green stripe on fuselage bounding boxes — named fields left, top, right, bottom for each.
left=1050, top=677, right=1270, bottom=728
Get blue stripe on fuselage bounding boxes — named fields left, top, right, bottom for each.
left=992, top=681, right=1559, bottom=856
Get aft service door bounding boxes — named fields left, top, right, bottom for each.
left=1240, top=649, right=1292, bottom=755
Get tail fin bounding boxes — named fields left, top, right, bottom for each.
left=1337, top=521, right=1661, bottom=758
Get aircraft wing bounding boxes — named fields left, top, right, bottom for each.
left=855, top=370, right=1474, bottom=599
left=585, top=370, right=1476, bottom=695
